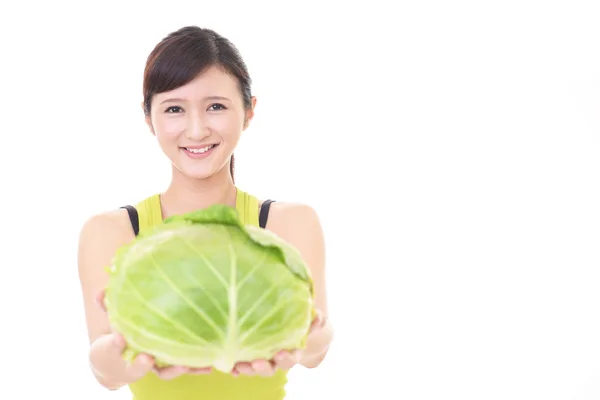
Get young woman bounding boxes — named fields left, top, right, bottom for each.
left=77, top=26, right=333, bottom=400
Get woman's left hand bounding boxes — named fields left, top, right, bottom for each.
left=231, top=310, right=326, bottom=377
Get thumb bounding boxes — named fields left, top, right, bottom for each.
left=96, top=289, right=107, bottom=312
left=110, top=332, right=127, bottom=352
left=309, top=309, right=326, bottom=333
left=126, top=353, right=156, bottom=379
left=110, top=333, right=155, bottom=380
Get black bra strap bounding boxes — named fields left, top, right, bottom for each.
left=259, top=200, right=275, bottom=228
left=121, top=200, right=272, bottom=235
left=121, top=205, right=139, bottom=236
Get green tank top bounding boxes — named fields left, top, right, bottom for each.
left=126, top=188, right=288, bottom=400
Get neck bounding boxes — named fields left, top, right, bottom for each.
left=160, top=165, right=237, bottom=218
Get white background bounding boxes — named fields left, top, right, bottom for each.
left=1, top=1, right=600, bottom=399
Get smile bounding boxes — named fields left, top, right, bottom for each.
left=181, top=144, right=219, bottom=158
left=184, top=144, right=217, bottom=153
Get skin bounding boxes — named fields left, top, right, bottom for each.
left=78, top=65, right=334, bottom=390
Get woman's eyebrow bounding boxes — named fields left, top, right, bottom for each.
left=160, top=96, right=231, bottom=105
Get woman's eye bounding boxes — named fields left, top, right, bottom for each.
left=208, top=103, right=226, bottom=111
left=165, top=106, right=183, bottom=113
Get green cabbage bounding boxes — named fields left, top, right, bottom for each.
left=103, top=204, right=315, bottom=373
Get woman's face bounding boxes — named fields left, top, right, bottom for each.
left=147, top=65, right=254, bottom=180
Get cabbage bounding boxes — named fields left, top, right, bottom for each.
left=103, top=204, right=315, bottom=373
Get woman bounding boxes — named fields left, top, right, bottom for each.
left=77, top=26, right=333, bottom=400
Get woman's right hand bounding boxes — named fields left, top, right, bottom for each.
left=89, top=332, right=155, bottom=389
left=90, top=290, right=211, bottom=389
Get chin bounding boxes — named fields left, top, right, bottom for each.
left=174, top=162, right=229, bottom=181
left=176, top=167, right=218, bottom=181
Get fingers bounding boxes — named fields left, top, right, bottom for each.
left=126, top=353, right=156, bottom=380
left=153, top=365, right=190, bottom=380
left=188, top=367, right=212, bottom=375
left=232, top=351, right=302, bottom=378
left=251, top=359, right=276, bottom=377
left=232, top=362, right=253, bottom=376
left=153, top=363, right=212, bottom=379
left=232, top=360, right=276, bottom=377
left=310, top=309, right=326, bottom=332
left=96, top=289, right=107, bottom=312
left=109, top=332, right=197, bottom=381
left=106, top=333, right=155, bottom=381
left=111, top=332, right=126, bottom=351
left=273, top=350, right=301, bottom=370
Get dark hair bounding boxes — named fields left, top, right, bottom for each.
left=143, top=26, right=253, bottom=182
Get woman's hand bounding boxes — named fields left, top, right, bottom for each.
left=231, top=310, right=327, bottom=377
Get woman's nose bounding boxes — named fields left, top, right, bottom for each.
left=185, top=115, right=211, bottom=140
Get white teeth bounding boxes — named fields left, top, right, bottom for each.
left=186, top=145, right=214, bottom=154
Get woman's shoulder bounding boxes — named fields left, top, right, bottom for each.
left=259, top=199, right=324, bottom=240
left=79, top=193, right=158, bottom=237
left=262, top=200, right=319, bottom=219
left=76, top=207, right=138, bottom=286
left=78, top=208, right=136, bottom=250
left=77, top=193, right=157, bottom=253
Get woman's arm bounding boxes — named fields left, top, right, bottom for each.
left=78, top=210, right=150, bottom=389
left=77, top=212, right=132, bottom=390
left=266, top=202, right=334, bottom=369
left=78, top=210, right=133, bottom=346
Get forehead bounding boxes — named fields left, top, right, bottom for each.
left=155, top=65, right=240, bottom=101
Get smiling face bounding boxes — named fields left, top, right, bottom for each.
left=146, top=65, right=255, bottom=181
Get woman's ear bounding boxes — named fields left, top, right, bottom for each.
left=145, top=115, right=155, bottom=135
left=142, top=101, right=155, bottom=135
left=243, top=97, right=257, bottom=130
